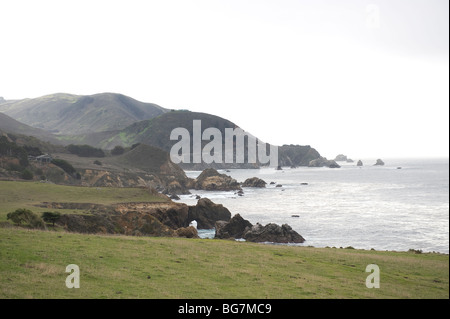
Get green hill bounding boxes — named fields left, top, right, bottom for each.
left=0, top=93, right=167, bottom=135
left=0, top=112, right=60, bottom=144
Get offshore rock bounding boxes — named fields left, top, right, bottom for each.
left=309, top=157, right=341, bottom=168
left=191, top=168, right=241, bottom=191
left=242, top=177, right=267, bottom=188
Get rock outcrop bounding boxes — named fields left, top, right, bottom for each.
left=241, top=177, right=267, bottom=188
left=357, top=160, right=363, bottom=166
left=215, top=214, right=305, bottom=243
left=374, top=159, right=385, bottom=166
left=309, top=157, right=341, bottom=168
left=188, top=198, right=232, bottom=229
left=190, top=168, right=241, bottom=191
left=53, top=197, right=232, bottom=237
left=244, top=223, right=305, bottom=243
left=215, top=214, right=252, bottom=239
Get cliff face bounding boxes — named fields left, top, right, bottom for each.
left=51, top=198, right=232, bottom=237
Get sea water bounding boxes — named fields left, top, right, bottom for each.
left=178, top=158, right=449, bottom=253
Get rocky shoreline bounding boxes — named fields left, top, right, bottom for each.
left=42, top=193, right=305, bottom=244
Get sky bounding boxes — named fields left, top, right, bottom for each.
left=0, top=0, right=448, bottom=159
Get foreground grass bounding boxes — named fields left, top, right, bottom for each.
left=0, top=227, right=448, bottom=299
left=0, top=181, right=167, bottom=220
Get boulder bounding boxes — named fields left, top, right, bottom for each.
left=243, top=223, right=305, bottom=243
left=215, top=214, right=253, bottom=239
left=175, top=226, right=199, bottom=238
left=192, top=168, right=241, bottom=191
left=188, top=198, right=232, bottom=229
left=374, top=159, right=385, bottom=166
left=357, top=160, right=363, bottom=166
left=242, top=177, right=267, bottom=188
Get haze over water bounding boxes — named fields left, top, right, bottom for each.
left=180, top=158, right=449, bottom=253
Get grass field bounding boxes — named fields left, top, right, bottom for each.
left=0, top=180, right=448, bottom=299
left=0, top=227, right=448, bottom=299
left=0, top=180, right=168, bottom=220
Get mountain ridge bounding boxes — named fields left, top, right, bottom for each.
left=0, top=92, right=168, bottom=135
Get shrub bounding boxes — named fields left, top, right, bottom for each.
left=41, top=212, right=61, bottom=227
left=7, top=208, right=46, bottom=229
left=111, top=145, right=125, bottom=155
left=51, top=159, right=76, bottom=175
left=21, top=169, right=34, bottom=180
left=67, top=144, right=105, bottom=157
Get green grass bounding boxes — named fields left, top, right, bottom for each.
left=0, top=227, right=448, bottom=299
left=0, top=181, right=168, bottom=220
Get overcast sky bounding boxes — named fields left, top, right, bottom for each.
left=0, top=0, right=448, bottom=158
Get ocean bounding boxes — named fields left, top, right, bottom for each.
left=178, top=158, right=449, bottom=254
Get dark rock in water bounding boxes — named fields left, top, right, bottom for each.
left=195, top=195, right=201, bottom=199
left=374, top=159, right=385, bottom=166
left=242, top=177, right=267, bottom=188
left=188, top=198, right=232, bottom=229
left=397, top=167, right=402, bottom=169
left=346, top=158, right=354, bottom=163
left=357, top=160, right=363, bottom=166
left=215, top=214, right=305, bottom=243
left=291, top=215, right=300, bottom=218
left=309, top=157, right=341, bottom=168
left=270, top=182, right=276, bottom=185
left=169, top=194, right=180, bottom=200
left=215, top=214, right=253, bottom=239
left=276, top=184, right=283, bottom=188
left=276, top=166, right=283, bottom=171
left=300, top=183, right=308, bottom=185
left=328, top=162, right=341, bottom=168
left=244, top=223, right=305, bottom=243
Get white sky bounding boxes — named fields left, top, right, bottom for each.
left=0, top=0, right=448, bottom=158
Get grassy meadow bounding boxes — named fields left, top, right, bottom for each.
left=0, top=180, right=168, bottom=220
left=0, top=180, right=448, bottom=299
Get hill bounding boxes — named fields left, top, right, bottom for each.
left=0, top=93, right=167, bottom=135
left=60, top=111, right=322, bottom=169
left=1, top=92, right=325, bottom=168
left=0, top=112, right=60, bottom=144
